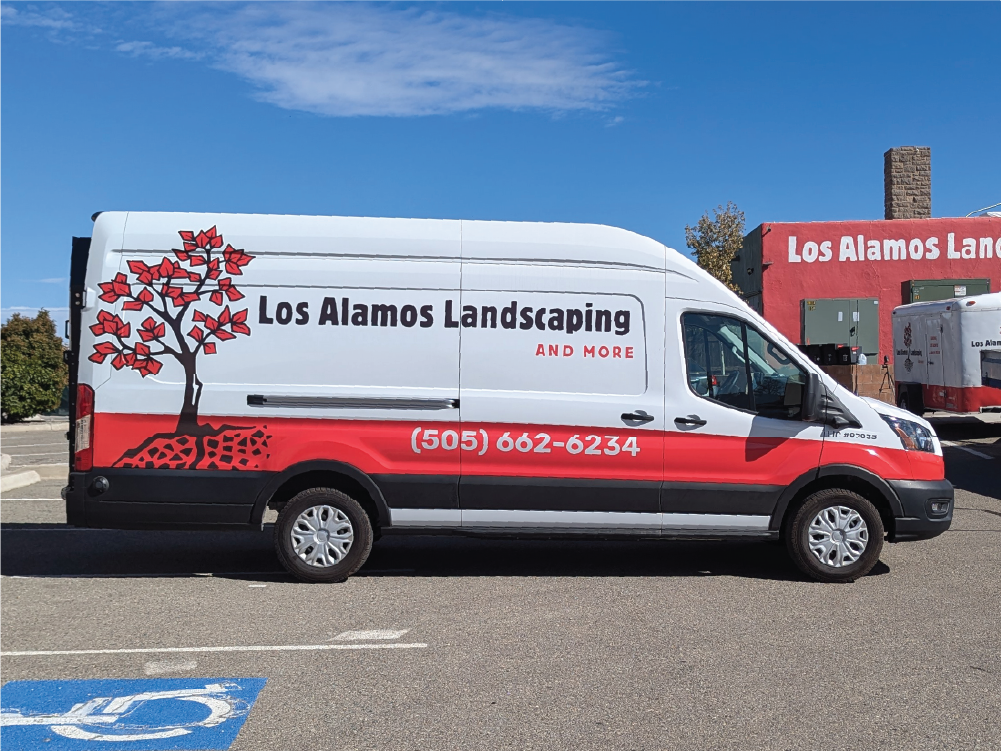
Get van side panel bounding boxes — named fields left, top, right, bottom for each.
left=456, top=261, right=666, bottom=518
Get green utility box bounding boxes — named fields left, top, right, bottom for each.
left=908, top=278, right=990, bottom=303
left=801, top=298, right=879, bottom=357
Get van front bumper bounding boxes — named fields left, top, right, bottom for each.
left=887, top=478, right=954, bottom=541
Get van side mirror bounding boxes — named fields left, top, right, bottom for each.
left=802, top=372, right=824, bottom=423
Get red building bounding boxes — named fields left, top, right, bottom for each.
left=734, top=217, right=1001, bottom=360
left=734, top=147, right=1000, bottom=364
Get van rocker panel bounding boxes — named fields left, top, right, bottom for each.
left=66, top=468, right=267, bottom=528
left=660, top=482, right=782, bottom=515
left=459, top=476, right=660, bottom=513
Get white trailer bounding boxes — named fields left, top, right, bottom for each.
left=892, top=291, right=1001, bottom=414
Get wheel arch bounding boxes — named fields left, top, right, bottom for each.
left=251, top=460, right=391, bottom=531
left=770, top=464, right=903, bottom=537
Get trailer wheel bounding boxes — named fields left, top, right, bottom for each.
left=897, top=387, right=925, bottom=416
left=785, top=488, right=884, bottom=583
left=274, top=487, right=373, bottom=583
left=897, top=390, right=909, bottom=411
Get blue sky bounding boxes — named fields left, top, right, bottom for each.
left=3, top=1, right=999, bottom=323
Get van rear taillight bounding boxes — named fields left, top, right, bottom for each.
left=74, top=384, right=95, bottom=471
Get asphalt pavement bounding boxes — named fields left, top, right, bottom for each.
left=1, top=417, right=999, bottom=750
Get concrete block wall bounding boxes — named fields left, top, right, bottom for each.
left=821, top=363, right=896, bottom=405
left=884, top=147, right=931, bottom=220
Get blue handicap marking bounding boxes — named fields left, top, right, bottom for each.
left=1, top=677, right=266, bottom=750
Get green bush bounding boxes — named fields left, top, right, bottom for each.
left=1, top=310, right=68, bottom=423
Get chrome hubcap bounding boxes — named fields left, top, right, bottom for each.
left=808, top=505, right=868, bottom=568
left=291, top=505, right=354, bottom=567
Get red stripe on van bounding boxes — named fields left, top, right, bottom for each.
left=819, top=440, right=944, bottom=481
left=92, top=412, right=937, bottom=483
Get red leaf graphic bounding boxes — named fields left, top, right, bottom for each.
left=222, top=245, right=252, bottom=275
left=94, top=341, right=118, bottom=355
left=203, top=342, right=217, bottom=355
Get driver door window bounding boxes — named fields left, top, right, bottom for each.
left=682, top=313, right=807, bottom=420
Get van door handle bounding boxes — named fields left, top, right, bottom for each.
left=674, top=415, right=707, bottom=427
left=621, top=412, right=655, bottom=423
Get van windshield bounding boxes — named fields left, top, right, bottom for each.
left=682, top=313, right=807, bottom=420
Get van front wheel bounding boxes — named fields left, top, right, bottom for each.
left=274, top=488, right=373, bottom=583
left=785, top=489, right=884, bottom=583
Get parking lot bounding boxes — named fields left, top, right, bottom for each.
left=2, top=416, right=999, bottom=750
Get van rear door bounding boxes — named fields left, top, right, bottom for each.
left=67, top=236, right=91, bottom=469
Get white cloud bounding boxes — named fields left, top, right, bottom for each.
left=1, top=4, right=77, bottom=31
left=130, top=3, right=643, bottom=117
left=4, top=3, right=642, bottom=116
left=114, top=40, right=201, bottom=61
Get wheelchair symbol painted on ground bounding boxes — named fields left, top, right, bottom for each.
left=1, top=678, right=266, bottom=750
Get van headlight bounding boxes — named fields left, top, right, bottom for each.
left=879, top=414, right=936, bottom=452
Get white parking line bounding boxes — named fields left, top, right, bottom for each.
left=1, top=642, right=428, bottom=657
left=334, top=629, right=409, bottom=641
left=143, top=658, right=198, bottom=675
left=942, top=441, right=993, bottom=459
left=2, top=451, right=66, bottom=457
left=0, top=442, right=67, bottom=449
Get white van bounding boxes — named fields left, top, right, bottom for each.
left=65, top=213, right=953, bottom=583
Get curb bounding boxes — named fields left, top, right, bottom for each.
left=1, top=470, right=42, bottom=492
left=1, top=421, right=69, bottom=435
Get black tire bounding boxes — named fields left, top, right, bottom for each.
left=898, top=388, right=925, bottom=417
left=897, top=391, right=909, bottom=412
left=274, top=487, right=373, bottom=583
left=785, top=488, right=884, bottom=583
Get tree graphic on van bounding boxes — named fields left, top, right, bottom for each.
left=89, top=228, right=267, bottom=469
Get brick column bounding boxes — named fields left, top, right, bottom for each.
left=884, top=147, right=931, bottom=219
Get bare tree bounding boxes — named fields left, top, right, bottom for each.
left=685, top=202, right=745, bottom=293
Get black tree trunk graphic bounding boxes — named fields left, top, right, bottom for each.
left=176, top=350, right=204, bottom=435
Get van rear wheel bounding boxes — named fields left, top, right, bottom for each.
left=785, top=489, right=884, bottom=583
left=274, top=488, right=373, bottom=583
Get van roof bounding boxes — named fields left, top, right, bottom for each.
left=97, top=210, right=739, bottom=303
left=892, top=291, right=1001, bottom=315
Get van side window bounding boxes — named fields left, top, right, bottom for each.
left=682, top=313, right=807, bottom=420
